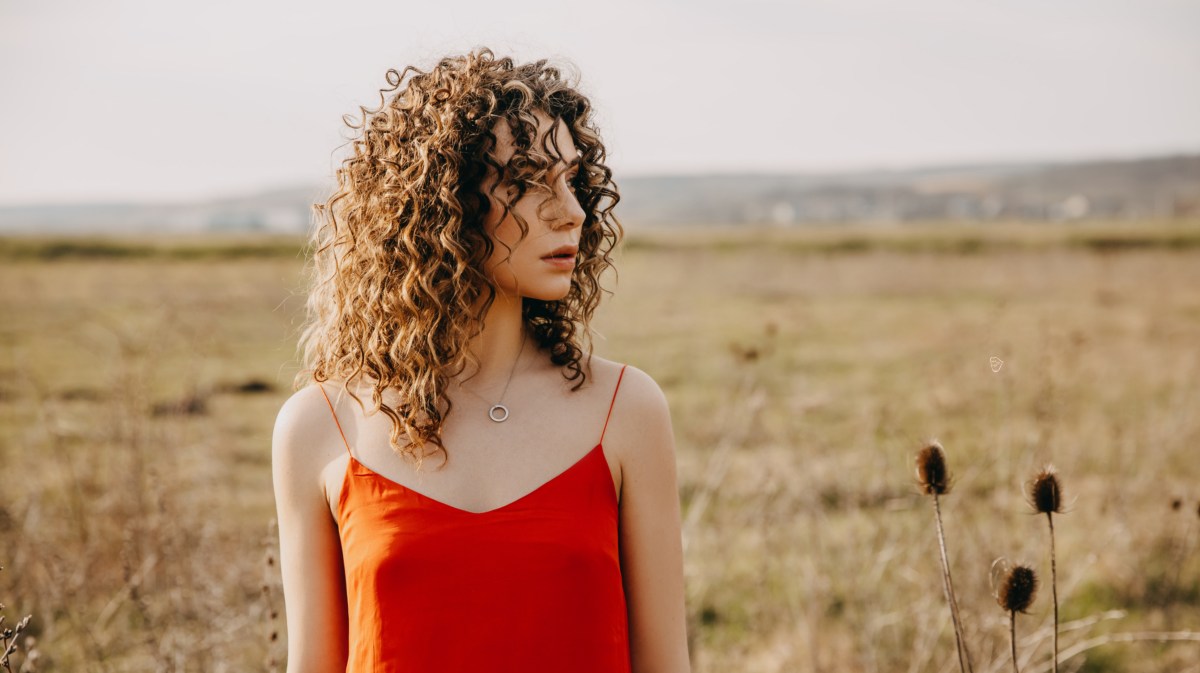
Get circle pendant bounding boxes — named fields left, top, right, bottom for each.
left=488, top=404, right=509, bottom=422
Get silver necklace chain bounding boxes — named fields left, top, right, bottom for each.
left=456, top=329, right=527, bottom=422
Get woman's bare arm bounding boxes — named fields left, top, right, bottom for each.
left=272, top=386, right=349, bottom=672
left=616, top=366, right=692, bottom=672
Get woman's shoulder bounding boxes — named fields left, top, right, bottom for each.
left=272, top=382, right=351, bottom=481
left=275, top=381, right=339, bottom=434
left=596, top=359, right=668, bottom=411
left=588, top=358, right=673, bottom=445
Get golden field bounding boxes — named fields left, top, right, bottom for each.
left=1, top=221, right=1198, bottom=672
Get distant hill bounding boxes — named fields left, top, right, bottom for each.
left=1, top=154, right=1196, bottom=234
left=615, top=154, right=1200, bottom=226
left=0, top=186, right=326, bottom=236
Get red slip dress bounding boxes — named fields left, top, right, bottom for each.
left=318, top=364, right=631, bottom=673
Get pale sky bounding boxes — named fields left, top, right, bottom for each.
left=1, top=0, right=1197, bottom=205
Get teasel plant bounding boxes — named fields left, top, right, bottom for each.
left=1, top=564, right=35, bottom=673
left=991, top=559, right=1038, bottom=673
left=916, top=440, right=973, bottom=673
left=1027, top=466, right=1063, bottom=673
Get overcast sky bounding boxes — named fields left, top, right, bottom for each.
left=1, top=0, right=1197, bottom=205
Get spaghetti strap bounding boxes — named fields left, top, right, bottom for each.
left=598, top=364, right=628, bottom=446
left=317, top=383, right=353, bottom=457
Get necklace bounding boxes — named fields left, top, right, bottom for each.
left=458, top=328, right=527, bottom=422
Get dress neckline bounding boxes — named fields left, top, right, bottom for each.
left=342, top=442, right=609, bottom=516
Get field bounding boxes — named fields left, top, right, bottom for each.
left=2, top=221, right=1199, bottom=672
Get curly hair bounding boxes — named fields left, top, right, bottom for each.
left=295, top=47, right=622, bottom=470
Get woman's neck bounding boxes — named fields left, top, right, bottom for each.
left=461, top=290, right=530, bottom=390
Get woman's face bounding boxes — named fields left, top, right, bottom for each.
left=478, top=110, right=586, bottom=303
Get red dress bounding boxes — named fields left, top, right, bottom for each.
left=318, top=364, right=631, bottom=673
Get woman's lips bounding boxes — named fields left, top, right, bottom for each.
left=541, top=255, right=576, bottom=269
left=544, top=243, right=580, bottom=269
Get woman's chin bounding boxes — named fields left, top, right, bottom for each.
left=524, top=284, right=573, bottom=303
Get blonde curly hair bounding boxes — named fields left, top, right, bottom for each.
left=295, top=47, right=622, bottom=469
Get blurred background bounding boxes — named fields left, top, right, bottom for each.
left=3, top=0, right=1199, bottom=229
left=1, top=1, right=1198, bottom=671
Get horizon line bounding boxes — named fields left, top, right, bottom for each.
left=2, top=148, right=1197, bottom=210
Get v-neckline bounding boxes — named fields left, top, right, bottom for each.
left=345, top=442, right=608, bottom=516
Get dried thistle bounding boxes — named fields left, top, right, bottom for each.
left=916, top=441, right=952, bottom=495
left=1028, top=466, right=1062, bottom=515
left=1028, top=465, right=1063, bottom=673
left=0, top=614, right=33, bottom=673
left=992, top=559, right=1039, bottom=673
left=916, top=440, right=972, bottom=673
left=994, top=563, right=1038, bottom=613
left=1, top=564, right=34, bottom=673
left=263, top=525, right=282, bottom=673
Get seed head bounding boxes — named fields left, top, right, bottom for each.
left=1028, top=465, right=1062, bottom=515
left=993, top=561, right=1038, bottom=614
left=916, top=441, right=951, bottom=495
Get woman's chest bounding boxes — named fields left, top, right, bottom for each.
left=321, top=370, right=626, bottom=522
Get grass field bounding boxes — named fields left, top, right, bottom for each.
left=2, top=221, right=1199, bottom=672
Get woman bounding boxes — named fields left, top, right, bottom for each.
left=271, top=48, right=690, bottom=672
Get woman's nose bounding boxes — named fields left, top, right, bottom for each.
left=551, top=182, right=585, bottom=229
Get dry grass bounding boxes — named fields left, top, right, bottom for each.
left=1, top=221, right=1199, bottom=671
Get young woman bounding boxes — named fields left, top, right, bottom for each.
left=271, top=48, right=690, bottom=672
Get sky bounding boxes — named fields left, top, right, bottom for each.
left=1, top=0, right=1198, bottom=205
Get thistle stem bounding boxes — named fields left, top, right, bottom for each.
left=1, top=624, right=13, bottom=673
left=1048, top=512, right=1059, bottom=673
left=1010, top=611, right=1020, bottom=673
left=933, top=494, right=973, bottom=673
